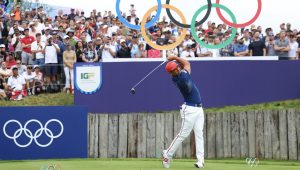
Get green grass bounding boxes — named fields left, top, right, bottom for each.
left=0, top=93, right=74, bottom=107
left=0, top=159, right=299, bottom=170
left=204, top=99, right=300, bottom=113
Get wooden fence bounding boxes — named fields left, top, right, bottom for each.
left=88, top=109, right=300, bottom=160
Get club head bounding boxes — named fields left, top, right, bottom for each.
left=130, top=88, right=136, bottom=95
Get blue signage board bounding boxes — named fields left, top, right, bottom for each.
left=0, top=106, right=88, bottom=160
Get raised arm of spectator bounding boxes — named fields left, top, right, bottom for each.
left=108, top=47, right=116, bottom=58
left=167, top=56, right=191, bottom=74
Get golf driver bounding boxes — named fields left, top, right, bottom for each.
left=131, top=60, right=167, bottom=95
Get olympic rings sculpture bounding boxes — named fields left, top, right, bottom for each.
left=115, top=0, right=262, bottom=50
left=3, top=119, right=64, bottom=148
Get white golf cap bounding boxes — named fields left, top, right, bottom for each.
left=0, top=44, right=5, bottom=48
left=120, top=39, right=126, bottom=43
left=34, top=65, right=40, bottom=69
left=64, top=35, right=70, bottom=39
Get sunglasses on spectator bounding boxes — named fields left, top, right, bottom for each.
left=27, top=67, right=33, bottom=69
left=17, top=62, right=21, bottom=64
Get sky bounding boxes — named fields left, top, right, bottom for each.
left=41, top=0, right=299, bottom=33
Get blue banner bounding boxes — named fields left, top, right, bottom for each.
left=0, top=106, right=88, bottom=160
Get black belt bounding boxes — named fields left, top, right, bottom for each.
left=184, top=102, right=202, bottom=108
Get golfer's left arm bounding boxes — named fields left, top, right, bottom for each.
left=167, top=56, right=191, bottom=74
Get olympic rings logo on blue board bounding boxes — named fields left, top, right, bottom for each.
left=3, top=119, right=64, bottom=148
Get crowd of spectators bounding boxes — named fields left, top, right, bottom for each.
left=1, top=1, right=300, bottom=100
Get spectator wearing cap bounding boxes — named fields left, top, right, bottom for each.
left=83, top=40, right=98, bottom=62
left=22, top=65, right=36, bottom=95
left=43, top=36, right=60, bottom=86
left=117, top=39, right=131, bottom=58
left=20, top=28, right=35, bottom=65
left=234, top=37, right=249, bottom=57
left=29, top=22, right=38, bottom=38
left=31, top=33, right=46, bottom=66
left=288, top=34, right=298, bottom=59
left=66, top=28, right=77, bottom=47
left=41, top=27, right=52, bottom=43
left=63, top=43, right=76, bottom=94
left=101, top=36, right=116, bottom=60
left=275, top=31, right=290, bottom=60
left=265, top=32, right=276, bottom=56
left=248, top=31, right=266, bottom=56
left=7, top=66, right=26, bottom=100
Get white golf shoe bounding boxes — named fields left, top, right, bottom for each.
left=162, top=150, right=171, bottom=168
left=194, top=159, right=205, bottom=168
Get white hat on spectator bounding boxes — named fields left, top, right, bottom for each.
left=52, top=27, right=59, bottom=31
left=33, top=65, right=40, bottom=69
left=18, top=27, right=24, bottom=32
left=66, top=28, right=74, bottom=33
left=64, top=35, right=70, bottom=39
left=45, top=27, right=52, bottom=30
left=10, top=13, right=15, bottom=17
left=0, top=44, right=5, bottom=48
left=120, top=39, right=126, bottom=43
left=29, top=22, right=35, bottom=26
left=200, top=37, right=205, bottom=41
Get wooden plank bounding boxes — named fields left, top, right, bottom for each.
left=239, top=112, right=248, bottom=158
left=108, top=114, right=119, bottom=158
left=215, top=113, right=224, bottom=158
left=271, top=110, right=280, bottom=159
left=155, top=113, right=165, bottom=158
left=207, top=113, right=216, bottom=158
left=173, top=112, right=183, bottom=158
left=264, top=110, right=272, bottom=159
left=88, top=114, right=94, bottom=158
left=146, top=113, right=156, bottom=158
left=231, top=112, right=240, bottom=158
left=137, top=114, right=147, bottom=158
left=222, top=112, right=231, bottom=158
left=99, top=114, right=108, bottom=158
left=203, top=112, right=208, bottom=159
left=247, top=111, right=256, bottom=157
left=296, top=109, right=300, bottom=161
left=190, top=131, right=196, bottom=159
left=164, top=113, right=174, bottom=151
left=287, top=109, right=297, bottom=160
left=118, top=114, right=128, bottom=158
left=93, top=114, right=99, bottom=158
left=255, top=110, right=264, bottom=158
left=279, top=110, right=288, bottom=160
left=127, top=114, right=138, bottom=158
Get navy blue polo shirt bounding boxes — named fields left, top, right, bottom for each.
left=172, top=70, right=202, bottom=105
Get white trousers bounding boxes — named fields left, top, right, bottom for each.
left=64, top=66, right=74, bottom=89
left=166, top=104, right=205, bottom=161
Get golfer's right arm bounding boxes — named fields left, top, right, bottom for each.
left=167, top=56, right=191, bottom=74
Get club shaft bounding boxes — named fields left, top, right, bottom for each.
left=132, top=61, right=167, bottom=89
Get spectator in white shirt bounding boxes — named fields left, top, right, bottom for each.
left=22, top=65, right=36, bottom=95
left=181, top=45, right=195, bottom=58
left=11, top=28, right=24, bottom=60
left=288, top=34, right=299, bottom=59
left=31, top=33, right=46, bottom=66
left=43, top=36, right=60, bottom=86
left=101, top=36, right=116, bottom=60
left=7, top=67, right=26, bottom=100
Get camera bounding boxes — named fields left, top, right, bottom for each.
left=47, top=40, right=52, bottom=46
